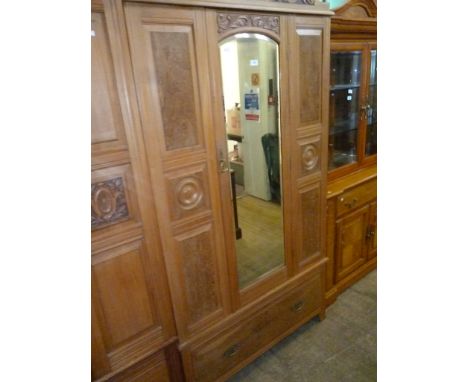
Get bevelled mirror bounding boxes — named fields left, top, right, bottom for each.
left=219, top=33, right=284, bottom=289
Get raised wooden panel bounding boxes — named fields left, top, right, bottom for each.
left=93, top=242, right=159, bottom=348
left=166, top=164, right=211, bottom=222
left=298, top=183, right=321, bottom=263
left=298, top=28, right=322, bottom=125
left=109, top=351, right=170, bottom=382
left=335, top=204, right=368, bottom=281
left=175, top=224, right=221, bottom=326
left=91, top=11, right=127, bottom=153
left=91, top=164, right=139, bottom=232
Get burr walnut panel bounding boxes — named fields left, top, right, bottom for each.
left=335, top=205, right=369, bottom=281
left=91, top=11, right=127, bottom=152
left=150, top=29, right=200, bottom=151
left=175, top=225, right=221, bottom=326
left=92, top=242, right=160, bottom=349
left=298, top=29, right=322, bottom=125
left=299, top=184, right=321, bottom=262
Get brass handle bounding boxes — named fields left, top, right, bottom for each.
left=219, top=158, right=229, bottom=173
left=291, top=301, right=305, bottom=312
left=218, top=149, right=229, bottom=173
left=344, top=198, right=357, bottom=208
left=223, top=344, right=240, bottom=358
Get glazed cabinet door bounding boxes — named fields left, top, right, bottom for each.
left=334, top=204, right=369, bottom=282
left=124, top=3, right=231, bottom=341
left=91, top=2, right=176, bottom=379
left=288, top=15, right=330, bottom=272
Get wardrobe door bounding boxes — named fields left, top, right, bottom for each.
left=125, top=4, right=231, bottom=341
left=91, top=2, right=176, bottom=380
left=288, top=15, right=330, bottom=272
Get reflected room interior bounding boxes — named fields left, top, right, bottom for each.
left=219, top=33, right=285, bottom=289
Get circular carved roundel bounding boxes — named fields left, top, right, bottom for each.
left=176, top=177, right=203, bottom=210
left=93, top=187, right=117, bottom=218
left=302, top=144, right=318, bottom=171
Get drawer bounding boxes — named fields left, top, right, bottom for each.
left=336, top=178, right=376, bottom=217
left=190, top=275, right=322, bottom=382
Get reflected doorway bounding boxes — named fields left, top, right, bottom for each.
left=219, top=33, right=284, bottom=289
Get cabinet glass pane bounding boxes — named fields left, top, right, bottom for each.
left=329, top=51, right=362, bottom=170
left=365, top=50, right=377, bottom=156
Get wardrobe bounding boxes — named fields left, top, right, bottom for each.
left=91, top=0, right=333, bottom=380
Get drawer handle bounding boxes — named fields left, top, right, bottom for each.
left=223, top=344, right=240, bottom=358
left=291, top=301, right=305, bottom=312
left=344, top=198, right=357, bottom=208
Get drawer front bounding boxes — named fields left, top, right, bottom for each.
left=337, top=178, right=376, bottom=217
left=191, top=275, right=322, bottom=382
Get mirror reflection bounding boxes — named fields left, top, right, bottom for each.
left=219, top=33, right=284, bottom=289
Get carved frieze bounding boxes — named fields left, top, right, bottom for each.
left=272, top=0, right=316, bottom=4
left=217, top=13, right=280, bottom=35
left=92, top=177, right=129, bottom=228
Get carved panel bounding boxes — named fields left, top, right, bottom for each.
left=166, top=166, right=210, bottom=222
left=300, top=137, right=321, bottom=176
left=300, top=184, right=321, bottom=262
left=298, top=29, right=322, bottom=125
left=92, top=177, right=130, bottom=229
left=150, top=30, right=200, bottom=151
left=217, top=13, right=280, bottom=35
left=176, top=177, right=204, bottom=210
left=176, top=226, right=220, bottom=325
left=93, top=244, right=157, bottom=348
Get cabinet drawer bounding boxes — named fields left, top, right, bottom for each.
left=337, top=178, right=376, bottom=217
left=190, top=275, right=322, bottom=382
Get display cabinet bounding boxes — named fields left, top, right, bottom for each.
left=328, top=0, right=376, bottom=180
left=325, top=0, right=377, bottom=305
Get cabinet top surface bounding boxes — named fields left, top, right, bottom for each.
left=127, top=0, right=334, bottom=15
left=327, top=164, right=377, bottom=198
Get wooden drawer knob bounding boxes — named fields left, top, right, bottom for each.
left=291, top=301, right=305, bottom=312
left=344, top=198, right=357, bottom=208
left=223, top=344, right=240, bottom=358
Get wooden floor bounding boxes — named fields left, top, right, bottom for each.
left=235, top=195, right=285, bottom=289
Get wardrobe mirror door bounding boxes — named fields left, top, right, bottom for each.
left=219, top=33, right=284, bottom=289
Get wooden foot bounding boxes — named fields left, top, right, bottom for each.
left=319, top=308, right=326, bottom=321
